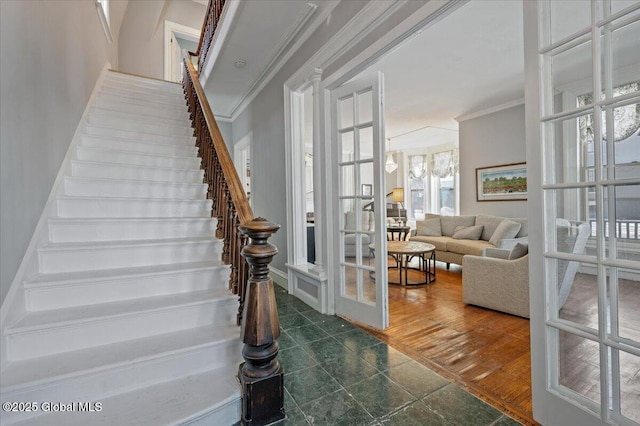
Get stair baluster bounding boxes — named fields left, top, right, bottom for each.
left=183, top=39, right=283, bottom=423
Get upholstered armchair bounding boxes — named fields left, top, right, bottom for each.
left=462, top=246, right=530, bottom=318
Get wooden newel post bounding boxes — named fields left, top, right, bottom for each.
left=238, top=217, right=284, bottom=425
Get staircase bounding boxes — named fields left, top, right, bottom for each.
left=0, top=71, right=242, bottom=425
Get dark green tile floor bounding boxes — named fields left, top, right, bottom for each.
left=271, top=285, right=522, bottom=426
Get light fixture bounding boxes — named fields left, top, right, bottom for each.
left=392, top=187, right=405, bottom=224
left=234, top=59, right=247, bottom=69
left=392, top=188, right=404, bottom=208
left=385, top=138, right=398, bottom=174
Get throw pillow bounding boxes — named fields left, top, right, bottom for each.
left=452, top=225, right=484, bottom=240
left=489, top=219, right=522, bottom=246
left=511, top=217, right=529, bottom=238
left=475, top=214, right=505, bottom=241
left=440, top=215, right=475, bottom=237
left=416, top=218, right=442, bottom=236
left=509, top=242, right=529, bottom=260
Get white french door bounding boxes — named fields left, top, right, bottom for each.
left=331, top=73, right=388, bottom=329
left=527, top=0, right=640, bottom=424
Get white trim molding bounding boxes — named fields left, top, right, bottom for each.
left=455, top=98, right=525, bottom=123
left=163, top=21, right=201, bottom=82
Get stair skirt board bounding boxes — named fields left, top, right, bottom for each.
left=1, top=68, right=241, bottom=426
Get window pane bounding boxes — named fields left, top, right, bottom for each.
left=342, top=264, right=358, bottom=300
left=556, top=259, right=599, bottom=329
left=610, top=268, right=640, bottom=343
left=339, top=96, right=354, bottom=129
left=546, top=188, right=597, bottom=255
left=558, top=330, right=601, bottom=407
left=620, top=350, right=640, bottom=423
left=359, top=126, right=373, bottom=161
left=360, top=161, right=374, bottom=195
left=604, top=184, right=640, bottom=261
left=606, top=103, right=640, bottom=179
left=439, top=176, right=455, bottom=216
left=550, top=40, right=593, bottom=114
left=550, top=0, right=592, bottom=44
left=340, top=131, right=354, bottom=163
left=358, top=90, right=373, bottom=124
left=360, top=269, right=376, bottom=304
left=609, top=13, right=640, bottom=95
left=340, top=165, right=354, bottom=197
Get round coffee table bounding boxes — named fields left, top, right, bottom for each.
left=369, top=241, right=436, bottom=286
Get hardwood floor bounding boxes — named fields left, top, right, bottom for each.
left=358, top=263, right=537, bottom=425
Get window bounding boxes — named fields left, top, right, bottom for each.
left=406, top=148, right=459, bottom=219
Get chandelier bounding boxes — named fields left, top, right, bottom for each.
left=385, top=138, right=398, bottom=173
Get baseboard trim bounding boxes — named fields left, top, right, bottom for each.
left=269, top=267, right=288, bottom=290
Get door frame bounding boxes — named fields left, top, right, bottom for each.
left=163, top=20, right=200, bottom=82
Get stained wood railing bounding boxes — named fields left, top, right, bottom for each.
left=184, top=3, right=284, bottom=421
left=194, top=0, right=226, bottom=73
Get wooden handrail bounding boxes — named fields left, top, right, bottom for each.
left=194, top=0, right=226, bottom=73
left=182, top=48, right=284, bottom=425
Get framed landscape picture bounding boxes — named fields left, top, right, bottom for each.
left=476, top=162, right=527, bottom=202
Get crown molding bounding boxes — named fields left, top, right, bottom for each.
left=455, top=98, right=525, bottom=122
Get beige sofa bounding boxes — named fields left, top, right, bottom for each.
left=410, top=214, right=528, bottom=268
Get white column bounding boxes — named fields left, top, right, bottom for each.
left=310, top=69, right=325, bottom=275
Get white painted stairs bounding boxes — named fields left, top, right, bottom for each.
left=0, top=71, right=242, bottom=425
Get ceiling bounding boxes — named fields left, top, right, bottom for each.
left=203, top=1, right=638, bottom=151
left=203, top=0, right=338, bottom=119
left=364, top=0, right=525, bottom=150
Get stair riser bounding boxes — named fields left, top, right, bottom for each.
left=7, top=299, right=238, bottom=361
left=76, top=147, right=201, bottom=169
left=91, top=107, right=192, bottom=128
left=63, top=178, right=207, bottom=200
left=26, top=267, right=230, bottom=310
left=187, top=399, right=241, bottom=426
left=99, top=85, right=185, bottom=104
left=80, top=135, right=197, bottom=156
left=85, top=124, right=194, bottom=145
left=103, top=77, right=185, bottom=95
left=71, top=161, right=204, bottom=183
left=49, top=218, right=214, bottom=243
left=88, top=116, right=193, bottom=137
left=0, top=342, right=242, bottom=425
left=56, top=198, right=211, bottom=219
left=39, top=241, right=222, bottom=273
left=95, top=95, right=188, bottom=117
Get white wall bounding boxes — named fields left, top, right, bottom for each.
left=118, top=0, right=205, bottom=79
left=458, top=104, right=527, bottom=217
left=0, top=0, right=127, bottom=305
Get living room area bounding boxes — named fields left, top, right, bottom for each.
left=298, top=0, right=639, bottom=424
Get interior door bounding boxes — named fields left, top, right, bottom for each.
left=331, top=72, right=388, bottom=329
left=526, top=1, right=640, bottom=424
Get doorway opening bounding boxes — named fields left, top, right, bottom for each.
left=163, top=20, right=200, bottom=83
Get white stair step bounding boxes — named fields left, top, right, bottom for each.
left=56, top=196, right=211, bottom=218
left=87, top=115, right=193, bottom=138
left=49, top=216, right=214, bottom=242
left=104, top=74, right=185, bottom=96
left=106, top=70, right=182, bottom=89
left=91, top=106, right=192, bottom=128
left=38, top=237, right=222, bottom=273
left=80, top=134, right=197, bottom=156
left=63, top=176, right=207, bottom=200
left=5, top=289, right=237, bottom=361
left=0, top=326, right=241, bottom=424
left=76, top=146, right=201, bottom=169
left=5, top=365, right=240, bottom=426
left=100, top=82, right=185, bottom=101
left=71, top=160, right=204, bottom=183
left=92, top=101, right=190, bottom=121
left=95, top=93, right=189, bottom=117
left=25, top=261, right=229, bottom=310
left=85, top=123, right=194, bottom=145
